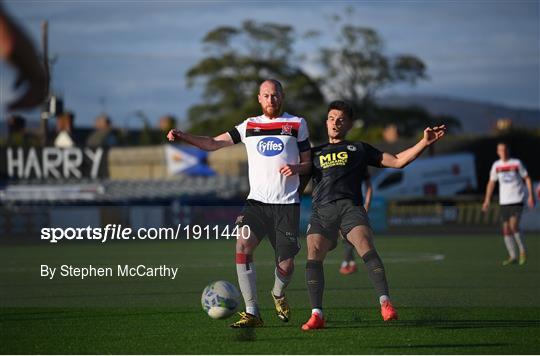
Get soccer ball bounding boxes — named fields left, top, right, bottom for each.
left=201, top=280, right=241, bottom=319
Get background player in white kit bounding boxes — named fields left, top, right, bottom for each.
left=482, top=142, right=535, bottom=266
left=167, top=79, right=311, bottom=327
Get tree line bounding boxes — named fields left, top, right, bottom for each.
left=185, top=16, right=460, bottom=144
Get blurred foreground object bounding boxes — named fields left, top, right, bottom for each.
left=0, top=3, right=48, bottom=110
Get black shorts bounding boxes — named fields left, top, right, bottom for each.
left=307, top=198, right=371, bottom=250
left=236, top=199, right=300, bottom=262
left=500, top=203, right=524, bottom=222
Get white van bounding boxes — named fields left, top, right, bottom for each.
left=371, top=153, right=477, bottom=198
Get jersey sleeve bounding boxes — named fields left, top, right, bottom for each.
left=297, top=118, right=311, bottom=152
left=363, top=143, right=383, bottom=167
left=489, top=163, right=498, bottom=181
left=518, top=160, right=529, bottom=178
left=228, top=120, right=248, bottom=144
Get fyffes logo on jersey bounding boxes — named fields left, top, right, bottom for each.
left=257, top=137, right=284, bottom=156
left=501, top=172, right=516, bottom=183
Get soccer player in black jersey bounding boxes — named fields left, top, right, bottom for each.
left=301, top=100, right=446, bottom=330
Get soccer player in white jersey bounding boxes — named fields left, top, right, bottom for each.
left=167, top=79, right=311, bottom=327
left=482, top=142, right=535, bottom=266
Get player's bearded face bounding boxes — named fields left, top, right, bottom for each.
left=258, top=85, right=283, bottom=118
left=327, top=109, right=351, bottom=140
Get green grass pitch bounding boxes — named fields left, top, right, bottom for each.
left=1, top=234, right=539, bottom=354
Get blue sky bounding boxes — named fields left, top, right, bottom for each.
left=1, top=0, right=539, bottom=128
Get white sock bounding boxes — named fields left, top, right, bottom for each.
left=513, top=232, right=526, bottom=255
left=312, top=308, right=323, bottom=317
left=379, top=295, right=390, bottom=305
left=236, top=257, right=258, bottom=316
left=272, top=267, right=292, bottom=298
left=349, top=260, right=356, bottom=267
left=246, top=306, right=259, bottom=316
left=504, top=235, right=517, bottom=260
left=340, top=261, right=348, bottom=268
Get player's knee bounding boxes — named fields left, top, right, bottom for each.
left=236, top=242, right=249, bottom=254
left=307, top=241, right=326, bottom=260
left=357, top=235, right=372, bottom=249
left=236, top=236, right=256, bottom=254
left=307, top=240, right=317, bottom=254
left=277, top=259, right=294, bottom=276
left=348, top=236, right=372, bottom=254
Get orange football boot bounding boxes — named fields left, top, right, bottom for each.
left=381, top=300, right=398, bottom=321
left=301, top=313, right=325, bottom=330
left=339, top=262, right=357, bottom=275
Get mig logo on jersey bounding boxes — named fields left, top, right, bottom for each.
left=319, top=151, right=348, bottom=169
left=257, top=137, right=284, bottom=156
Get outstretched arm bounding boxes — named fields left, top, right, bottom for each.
left=380, top=125, right=446, bottom=169
left=167, top=129, right=234, bottom=152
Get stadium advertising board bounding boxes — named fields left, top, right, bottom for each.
left=0, top=147, right=108, bottom=180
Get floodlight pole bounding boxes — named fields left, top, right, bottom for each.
left=40, top=20, right=50, bottom=146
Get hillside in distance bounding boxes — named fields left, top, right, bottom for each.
left=379, top=94, right=539, bottom=134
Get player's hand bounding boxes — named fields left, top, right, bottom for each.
left=280, top=164, right=298, bottom=177
left=422, top=125, right=446, bottom=146
left=363, top=204, right=370, bottom=212
left=167, top=129, right=182, bottom=142
left=481, top=201, right=490, bottom=212
left=527, top=196, right=535, bottom=209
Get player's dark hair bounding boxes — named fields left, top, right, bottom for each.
left=327, top=100, right=353, bottom=120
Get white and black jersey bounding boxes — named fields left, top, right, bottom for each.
left=228, top=112, right=310, bottom=204
left=489, top=158, right=529, bottom=205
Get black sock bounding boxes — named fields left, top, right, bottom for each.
left=361, top=249, right=389, bottom=297
left=344, top=242, right=355, bottom=262
left=305, top=260, right=324, bottom=309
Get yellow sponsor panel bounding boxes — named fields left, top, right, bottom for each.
left=319, top=151, right=348, bottom=169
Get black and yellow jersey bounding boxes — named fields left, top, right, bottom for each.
left=311, top=140, right=382, bottom=207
